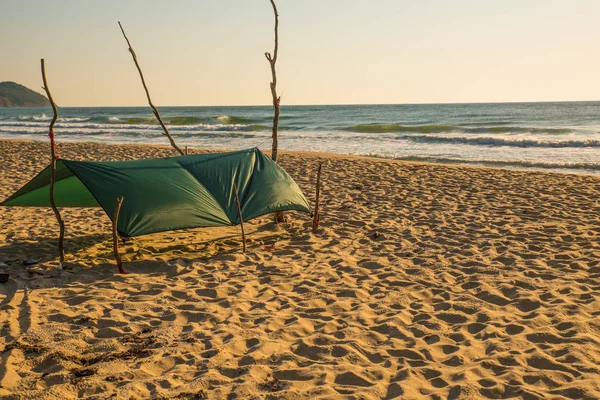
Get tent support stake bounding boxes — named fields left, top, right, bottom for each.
left=41, top=59, right=66, bottom=267
left=112, top=196, right=126, bottom=274
left=312, top=162, right=323, bottom=233
left=232, top=183, right=246, bottom=253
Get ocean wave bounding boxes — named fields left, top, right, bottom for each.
left=119, top=117, right=156, bottom=125
left=346, top=124, right=457, bottom=133
left=215, top=115, right=262, bottom=124
left=8, top=114, right=264, bottom=126
left=18, top=114, right=48, bottom=121
left=400, top=134, right=600, bottom=148
left=473, top=126, right=573, bottom=134
left=15, top=116, right=91, bottom=123
left=0, top=130, right=262, bottom=142
left=345, top=124, right=574, bottom=134
left=0, top=122, right=268, bottom=135
left=60, top=117, right=90, bottom=122
left=95, top=116, right=208, bottom=125
left=168, top=117, right=211, bottom=125
left=366, top=154, right=600, bottom=172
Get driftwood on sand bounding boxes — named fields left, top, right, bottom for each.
left=40, top=59, right=66, bottom=267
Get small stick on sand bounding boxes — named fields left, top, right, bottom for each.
left=112, top=196, right=126, bottom=274
left=41, top=59, right=66, bottom=267
left=232, top=183, right=246, bottom=253
left=312, top=162, right=323, bottom=233
left=118, top=21, right=184, bottom=156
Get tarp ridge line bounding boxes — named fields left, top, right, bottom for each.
left=239, top=148, right=259, bottom=210
left=174, top=158, right=235, bottom=226
left=169, top=148, right=254, bottom=168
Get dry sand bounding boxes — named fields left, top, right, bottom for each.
left=0, top=139, right=599, bottom=399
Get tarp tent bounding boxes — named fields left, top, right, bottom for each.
left=1, top=148, right=311, bottom=237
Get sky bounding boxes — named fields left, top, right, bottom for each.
left=1, top=0, right=599, bottom=106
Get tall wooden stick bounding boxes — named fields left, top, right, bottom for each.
left=312, top=162, right=323, bottom=233
left=112, top=196, right=126, bottom=274
left=265, top=0, right=285, bottom=223
left=232, top=183, right=246, bottom=253
left=118, top=21, right=184, bottom=156
left=265, top=0, right=280, bottom=162
left=41, top=59, right=66, bottom=266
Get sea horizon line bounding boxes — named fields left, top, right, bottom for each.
left=4, top=99, right=599, bottom=109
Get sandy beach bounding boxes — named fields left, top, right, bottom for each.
left=0, top=139, right=599, bottom=399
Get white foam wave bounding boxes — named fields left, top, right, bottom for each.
left=60, top=117, right=89, bottom=122
left=400, top=134, right=600, bottom=148
left=0, top=120, right=260, bottom=132
left=360, top=153, right=600, bottom=172
left=18, top=114, right=48, bottom=121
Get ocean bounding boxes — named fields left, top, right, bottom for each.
left=0, top=102, right=599, bottom=175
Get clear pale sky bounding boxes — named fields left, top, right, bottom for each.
left=1, top=0, right=599, bottom=106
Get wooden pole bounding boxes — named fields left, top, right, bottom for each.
left=41, top=59, right=66, bottom=267
left=265, top=0, right=284, bottom=223
left=232, top=183, right=246, bottom=253
left=312, top=162, right=323, bottom=233
left=265, top=0, right=280, bottom=163
left=112, top=196, right=126, bottom=274
left=118, top=21, right=184, bottom=156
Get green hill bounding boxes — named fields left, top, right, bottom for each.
left=0, top=81, right=50, bottom=107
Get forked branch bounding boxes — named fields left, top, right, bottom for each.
left=265, top=0, right=285, bottom=223
left=118, top=21, right=184, bottom=156
left=265, top=0, right=280, bottom=163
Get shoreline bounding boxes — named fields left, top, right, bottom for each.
left=1, top=138, right=599, bottom=179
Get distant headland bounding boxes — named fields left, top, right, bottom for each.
left=0, top=82, right=50, bottom=107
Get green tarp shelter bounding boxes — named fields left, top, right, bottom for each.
left=1, top=148, right=311, bottom=237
